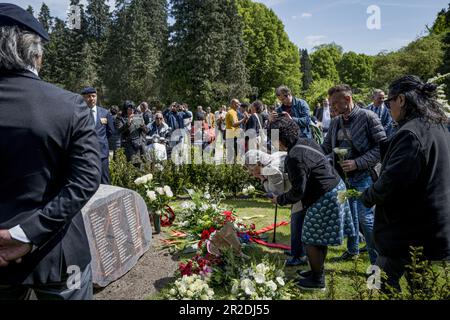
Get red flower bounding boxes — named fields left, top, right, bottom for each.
left=250, top=223, right=256, bottom=230
left=201, top=229, right=210, bottom=240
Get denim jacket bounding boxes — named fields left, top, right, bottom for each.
left=276, top=97, right=312, bottom=139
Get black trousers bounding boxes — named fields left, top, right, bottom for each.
left=101, top=157, right=110, bottom=185
left=0, top=265, right=93, bottom=300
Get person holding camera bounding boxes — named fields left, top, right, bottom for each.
left=115, top=100, right=148, bottom=164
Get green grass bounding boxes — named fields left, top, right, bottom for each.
left=148, top=198, right=449, bottom=300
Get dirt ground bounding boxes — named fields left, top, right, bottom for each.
left=94, top=232, right=179, bottom=300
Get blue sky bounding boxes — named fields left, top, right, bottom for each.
left=13, top=0, right=450, bottom=55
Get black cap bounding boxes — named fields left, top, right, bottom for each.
left=81, top=87, right=97, bottom=95
left=0, top=3, right=50, bottom=42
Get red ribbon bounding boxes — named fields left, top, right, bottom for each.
left=254, top=221, right=289, bottom=235
left=160, top=205, right=176, bottom=227
left=250, top=238, right=291, bottom=250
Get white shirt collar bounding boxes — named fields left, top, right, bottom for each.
left=27, top=66, right=39, bottom=76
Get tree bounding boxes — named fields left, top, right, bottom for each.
left=429, top=4, right=450, bottom=35
left=372, top=35, right=444, bottom=89
left=310, top=43, right=343, bottom=83
left=300, top=49, right=313, bottom=91
left=38, top=3, right=52, bottom=33
left=167, top=0, right=250, bottom=107
left=26, top=5, right=34, bottom=16
left=237, top=0, right=301, bottom=102
left=337, top=52, right=373, bottom=89
left=103, top=0, right=168, bottom=104
left=303, top=78, right=334, bottom=108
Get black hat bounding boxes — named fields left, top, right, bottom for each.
left=81, top=87, right=97, bottom=95
left=0, top=3, right=50, bottom=42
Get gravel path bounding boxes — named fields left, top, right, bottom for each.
left=94, top=232, right=180, bottom=300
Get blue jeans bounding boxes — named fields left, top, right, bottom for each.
left=347, top=173, right=378, bottom=264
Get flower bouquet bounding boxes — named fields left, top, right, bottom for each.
left=337, top=189, right=362, bottom=204
left=166, top=274, right=215, bottom=300
left=229, top=257, right=293, bottom=300
left=134, top=173, right=175, bottom=233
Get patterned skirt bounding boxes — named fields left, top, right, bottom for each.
left=301, top=180, right=355, bottom=246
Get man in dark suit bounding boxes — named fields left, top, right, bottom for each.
left=81, top=87, right=115, bottom=184
left=0, top=4, right=101, bottom=300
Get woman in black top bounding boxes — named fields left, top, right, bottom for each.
left=270, top=117, right=355, bottom=290
left=361, top=75, right=450, bottom=292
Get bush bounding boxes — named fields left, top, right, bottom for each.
left=109, top=147, right=260, bottom=197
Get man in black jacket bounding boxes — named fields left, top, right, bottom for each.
left=0, top=4, right=101, bottom=299
left=323, top=84, right=387, bottom=265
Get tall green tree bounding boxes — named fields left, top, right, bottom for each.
left=38, top=3, right=53, bottom=33
left=237, top=0, right=301, bottom=102
left=337, top=52, right=373, bottom=89
left=167, top=0, right=250, bottom=107
left=26, top=5, right=34, bottom=16
left=104, top=0, right=168, bottom=104
left=310, top=43, right=343, bottom=83
left=300, top=49, right=313, bottom=91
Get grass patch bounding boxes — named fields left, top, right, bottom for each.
left=147, top=198, right=449, bottom=300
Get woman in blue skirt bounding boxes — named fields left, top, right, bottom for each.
left=270, top=117, right=355, bottom=290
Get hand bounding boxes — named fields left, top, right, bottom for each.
left=281, top=112, right=292, bottom=120
left=271, top=195, right=278, bottom=205
left=0, top=230, right=32, bottom=267
left=341, top=160, right=357, bottom=173
left=269, top=112, right=278, bottom=122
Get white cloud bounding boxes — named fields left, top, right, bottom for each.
left=301, top=13, right=313, bottom=18
left=305, top=35, right=327, bottom=47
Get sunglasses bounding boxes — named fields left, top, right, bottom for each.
left=384, top=95, right=398, bottom=109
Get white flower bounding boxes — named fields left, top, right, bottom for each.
left=134, top=177, right=144, bottom=185
left=156, top=187, right=165, bottom=195
left=169, top=288, right=176, bottom=295
left=166, top=189, right=174, bottom=198
left=242, top=188, right=248, bottom=195
left=200, top=204, right=209, bottom=211
left=254, top=273, right=266, bottom=284
left=240, top=279, right=255, bottom=296
left=187, top=189, right=195, bottom=196
left=147, top=190, right=157, bottom=201
left=266, top=280, right=277, bottom=291
left=248, top=185, right=255, bottom=193
left=143, top=173, right=153, bottom=182
left=164, top=185, right=172, bottom=194
left=333, top=148, right=348, bottom=158
left=181, top=201, right=191, bottom=209
left=181, top=221, right=190, bottom=227
left=204, top=193, right=211, bottom=200
left=337, top=191, right=347, bottom=204
left=256, top=263, right=268, bottom=275
left=276, top=277, right=285, bottom=286
left=186, top=290, right=194, bottom=298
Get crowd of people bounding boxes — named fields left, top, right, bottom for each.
left=243, top=82, right=450, bottom=292
left=1, top=4, right=449, bottom=299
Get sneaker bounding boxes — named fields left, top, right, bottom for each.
left=297, top=275, right=326, bottom=291
left=296, top=269, right=313, bottom=279
left=285, top=256, right=308, bottom=267
left=338, top=251, right=359, bottom=261
left=359, top=246, right=368, bottom=253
